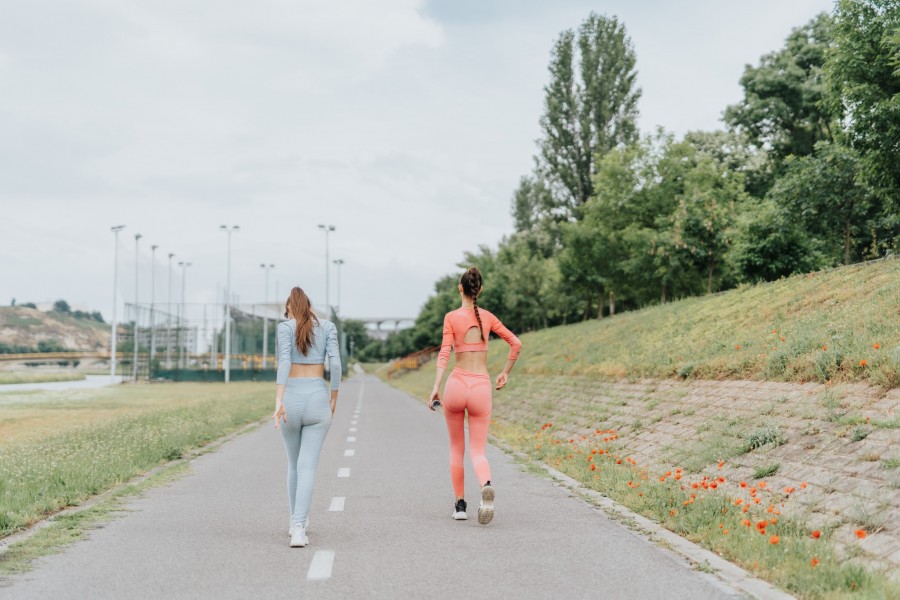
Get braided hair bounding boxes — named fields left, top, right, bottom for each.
left=460, top=267, right=485, bottom=342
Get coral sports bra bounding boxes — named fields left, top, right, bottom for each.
left=436, top=307, right=521, bottom=369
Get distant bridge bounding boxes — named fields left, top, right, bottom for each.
left=349, top=317, right=416, bottom=340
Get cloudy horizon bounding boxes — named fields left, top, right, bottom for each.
left=0, top=0, right=834, bottom=322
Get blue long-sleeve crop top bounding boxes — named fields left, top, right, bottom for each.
left=276, top=318, right=342, bottom=389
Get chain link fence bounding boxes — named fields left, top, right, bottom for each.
left=118, top=302, right=347, bottom=382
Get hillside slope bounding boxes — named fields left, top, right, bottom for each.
left=0, top=306, right=108, bottom=352
left=480, top=258, right=898, bottom=388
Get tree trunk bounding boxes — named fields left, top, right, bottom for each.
left=844, top=216, right=851, bottom=265
left=661, top=283, right=667, bottom=304
left=583, top=296, right=592, bottom=321
left=609, top=291, right=615, bottom=316
left=597, top=287, right=604, bottom=319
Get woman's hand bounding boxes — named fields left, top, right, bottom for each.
left=273, top=403, right=287, bottom=429
left=428, top=388, right=440, bottom=410
left=495, top=372, right=508, bottom=390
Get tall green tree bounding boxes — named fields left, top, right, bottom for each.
left=826, top=0, right=900, bottom=207
left=725, top=13, right=835, bottom=190
left=538, top=12, right=641, bottom=216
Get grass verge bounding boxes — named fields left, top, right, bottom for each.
left=0, top=382, right=271, bottom=537
left=0, top=462, right=190, bottom=576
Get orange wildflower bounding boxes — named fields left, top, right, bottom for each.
left=769, top=535, right=780, bottom=545
left=691, top=482, right=699, bottom=489
left=590, top=464, right=596, bottom=471
left=739, top=481, right=747, bottom=488
left=810, top=557, right=819, bottom=568
left=859, top=359, right=867, bottom=367
left=822, top=346, right=827, bottom=351
left=874, top=343, right=880, bottom=350
left=855, top=529, right=866, bottom=539
left=811, top=530, right=821, bottom=539
left=616, top=459, right=622, bottom=464
left=758, top=481, right=767, bottom=489
left=735, top=345, right=741, bottom=350
left=741, top=519, right=751, bottom=527
left=742, top=506, right=749, bottom=513
left=669, top=509, right=677, bottom=516
left=723, top=529, right=730, bottom=535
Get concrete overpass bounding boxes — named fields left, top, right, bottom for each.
left=350, top=317, right=416, bottom=341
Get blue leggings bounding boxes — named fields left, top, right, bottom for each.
left=279, top=377, right=332, bottom=528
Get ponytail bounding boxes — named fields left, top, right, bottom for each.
left=460, top=267, right=485, bottom=342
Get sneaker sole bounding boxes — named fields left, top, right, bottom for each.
left=452, top=512, right=468, bottom=520
left=478, top=486, right=495, bottom=525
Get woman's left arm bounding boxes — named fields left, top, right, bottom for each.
left=326, top=322, right=342, bottom=415
left=273, top=322, right=292, bottom=428
left=491, top=317, right=521, bottom=390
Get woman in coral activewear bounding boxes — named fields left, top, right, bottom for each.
left=429, top=267, right=521, bottom=525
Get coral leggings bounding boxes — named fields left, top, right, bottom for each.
left=443, top=368, right=492, bottom=498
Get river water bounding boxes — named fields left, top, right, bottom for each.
left=0, top=375, right=124, bottom=392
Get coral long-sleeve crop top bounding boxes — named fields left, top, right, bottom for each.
left=436, top=307, right=521, bottom=369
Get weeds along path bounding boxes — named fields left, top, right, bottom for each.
left=0, top=382, right=272, bottom=537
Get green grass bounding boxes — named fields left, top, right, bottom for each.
left=479, top=259, right=898, bottom=387
left=0, top=462, right=190, bottom=575
left=0, top=371, right=86, bottom=385
left=0, top=382, right=271, bottom=538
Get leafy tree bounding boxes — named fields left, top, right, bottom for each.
left=91, top=311, right=105, bottom=323
left=826, top=0, right=900, bottom=208
left=52, top=299, right=71, bottom=314
left=341, top=319, right=371, bottom=357
left=727, top=198, right=829, bottom=283
left=538, top=12, right=640, bottom=216
left=21, top=302, right=37, bottom=309
left=769, top=141, right=879, bottom=265
left=725, top=13, right=835, bottom=166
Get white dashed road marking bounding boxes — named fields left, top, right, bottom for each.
left=329, top=497, right=346, bottom=512
left=337, top=468, right=350, bottom=478
left=307, top=550, right=335, bottom=580
left=344, top=449, right=355, bottom=457
left=349, top=427, right=357, bottom=432
left=346, top=436, right=356, bottom=442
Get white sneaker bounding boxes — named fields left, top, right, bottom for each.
left=478, top=482, right=494, bottom=525
left=452, top=499, right=467, bottom=520
left=288, top=516, right=310, bottom=536
left=290, top=525, right=309, bottom=548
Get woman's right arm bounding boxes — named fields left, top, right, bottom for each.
left=491, top=315, right=521, bottom=390
left=430, top=314, right=453, bottom=408
left=273, top=322, right=292, bottom=427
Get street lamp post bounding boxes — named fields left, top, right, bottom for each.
left=149, top=244, right=158, bottom=368
left=166, top=253, right=174, bottom=369
left=318, top=224, right=335, bottom=316
left=178, top=261, right=192, bottom=369
left=260, top=263, right=274, bottom=370
left=220, top=225, right=239, bottom=383
left=332, top=258, right=344, bottom=318
left=110, top=225, right=126, bottom=382
left=132, top=233, right=142, bottom=382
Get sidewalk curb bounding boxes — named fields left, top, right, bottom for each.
left=490, top=436, right=795, bottom=600
left=0, top=418, right=267, bottom=556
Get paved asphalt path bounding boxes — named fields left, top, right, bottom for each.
left=0, top=375, right=743, bottom=599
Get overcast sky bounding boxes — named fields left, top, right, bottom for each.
left=0, top=0, right=834, bottom=321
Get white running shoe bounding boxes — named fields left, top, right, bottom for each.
left=290, top=525, right=309, bottom=548
left=452, top=499, right=468, bottom=520
left=478, top=482, right=494, bottom=525
left=288, top=516, right=309, bottom=536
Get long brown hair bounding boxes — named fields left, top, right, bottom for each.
left=284, top=286, right=319, bottom=355
left=460, top=267, right=484, bottom=341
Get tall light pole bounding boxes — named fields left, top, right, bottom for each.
left=149, top=244, right=159, bottom=367
left=318, top=224, right=335, bottom=316
left=220, top=225, right=239, bottom=383
left=166, top=252, right=174, bottom=369
left=178, top=261, right=192, bottom=369
left=332, top=258, right=344, bottom=318
left=260, top=263, right=274, bottom=370
left=132, top=233, right=142, bottom=382
left=110, top=225, right=126, bottom=382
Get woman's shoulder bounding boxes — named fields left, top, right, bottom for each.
left=279, top=319, right=295, bottom=330
left=475, top=306, right=496, bottom=320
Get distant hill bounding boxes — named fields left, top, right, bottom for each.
left=0, top=306, right=109, bottom=353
